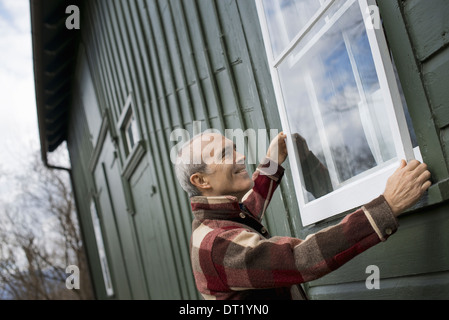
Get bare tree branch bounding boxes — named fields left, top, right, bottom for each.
left=0, top=149, right=94, bottom=300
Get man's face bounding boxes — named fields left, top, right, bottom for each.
left=196, top=133, right=254, bottom=200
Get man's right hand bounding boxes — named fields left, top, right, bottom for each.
left=383, top=160, right=432, bottom=217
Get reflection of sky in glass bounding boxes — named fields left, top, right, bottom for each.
left=276, top=1, right=397, bottom=200
left=262, top=0, right=321, bottom=57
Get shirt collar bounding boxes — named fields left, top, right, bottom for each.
left=190, top=195, right=243, bottom=221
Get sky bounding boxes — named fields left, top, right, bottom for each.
left=0, top=0, right=40, bottom=204
left=0, top=1, right=73, bottom=282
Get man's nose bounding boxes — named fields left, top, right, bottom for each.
left=236, top=152, right=246, bottom=164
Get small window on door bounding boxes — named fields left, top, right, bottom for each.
left=256, top=0, right=419, bottom=225
left=118, top=94, right=141, bottom=157
left=124, top=114, right=139, bottom=152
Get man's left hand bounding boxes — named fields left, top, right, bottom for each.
left=266, top=132, right=288, bottom=165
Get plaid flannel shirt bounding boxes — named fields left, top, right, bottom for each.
left=190, top=158, right=399, bottom=300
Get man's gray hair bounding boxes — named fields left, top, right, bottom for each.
left=174, top=134, right=211, bottom=198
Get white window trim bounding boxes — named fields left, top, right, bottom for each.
left=256, top=0, right=416, bottom=226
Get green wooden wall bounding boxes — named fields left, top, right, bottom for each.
left=66, top=0, right=449, bottom=300
left=67, top=0, right=301, bottom=300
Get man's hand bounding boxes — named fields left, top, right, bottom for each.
left=383, top=160, right=432, bottom=217
left=266, top=132, right=288, bottom=165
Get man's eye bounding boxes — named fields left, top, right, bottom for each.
left=222, top=148, right=233, bottom=160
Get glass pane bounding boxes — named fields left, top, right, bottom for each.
left=131, top=116, right=140, bottom=145
left=261, top=0, right=321, bottom=57
left=125, top=115, right=140, bottom=152
left=277, top=1, right=398, bottom=203
left=127, top=121, right=135, bottom=149
left=90, top=201, right=114, bottom=296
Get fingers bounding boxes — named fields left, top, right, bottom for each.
left=405, top=159, right=421, bottom=171
left=385, top=159, right=432, bottom=217
left=404, top=159, right=432, bottom=191
left=276, top=132, right=287, bottom=145
left=402, top=160, right=428, bottom=176
left=421, top=180, right=432, bottom=192
left=416, top=166, right=431, bottom=184
left=397, top=159, right=407, bottom=171
left=412, top=163, right=430, bottom=180
left=416, top=166, right=432, bottom=193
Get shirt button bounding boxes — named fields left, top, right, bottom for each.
left=261, top=227, right=267, bottom=234
left=385, top=228, right=392, bottom=235
left=239, top=212, right=246, bottom=219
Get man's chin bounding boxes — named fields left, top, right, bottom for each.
left=234, top=181, right=253, bottom=201
left=243, top=181, right=255, bottom=195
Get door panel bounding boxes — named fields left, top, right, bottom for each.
left=93, top=132, right=149, bottom=299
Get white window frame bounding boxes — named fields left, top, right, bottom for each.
left=256, top=0, right=417, bottom=226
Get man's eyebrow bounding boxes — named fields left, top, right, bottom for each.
left=221, top=147, right=227, bottom=159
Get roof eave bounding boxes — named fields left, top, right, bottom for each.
left=30, top=0, right=81, bottom=165
left=30, top=0, right=49, bottom=164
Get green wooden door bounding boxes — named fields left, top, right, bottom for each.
left=93, top=131, right=149, bottom=299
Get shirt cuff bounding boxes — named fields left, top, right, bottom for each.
left=256, top=157, right=285, bottom=182
left=362, top=195, right=399, bottom=242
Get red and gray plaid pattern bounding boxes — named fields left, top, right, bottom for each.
left=190, top=159, right=399, bottom=300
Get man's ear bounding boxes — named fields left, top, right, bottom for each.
left=190, top=173, right=212, bottom=192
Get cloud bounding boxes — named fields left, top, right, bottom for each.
left=0, top=0, right=39, bottom=208
left=0, top=0, right=31, bottom=32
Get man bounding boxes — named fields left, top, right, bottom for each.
left=174, top=132, right=432, bottom=300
